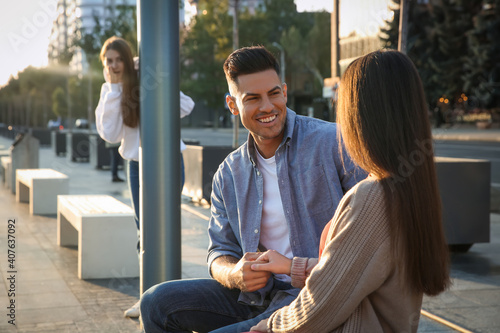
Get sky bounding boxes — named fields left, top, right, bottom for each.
left=0, top=0, right=389, bottom=87
left=0, top=0, right=59, bottom=86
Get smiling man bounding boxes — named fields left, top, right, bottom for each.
left=140, top=46, right=365, bottom=333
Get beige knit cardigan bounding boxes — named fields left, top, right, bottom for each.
left=267, top=177, right=423, bottom=333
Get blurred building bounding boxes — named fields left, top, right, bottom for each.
left=48, top=0, right=189, bottom=68
left=337, top=0, right=392, bottom=73
left=48, top=0, right=135, bottom=63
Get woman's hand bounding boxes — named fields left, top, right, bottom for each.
left=249, top=318, right=269, bottom=332
left=251, top=250, right=292, bottom=275
left=105, top=65, right=122, bottom=84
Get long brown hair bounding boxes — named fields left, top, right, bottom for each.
left=337, top=50, right=450, bottom=296
left=100, top=36, right=140, bottom=128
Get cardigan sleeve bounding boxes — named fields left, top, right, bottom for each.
left=95, top=82, right=125, bottom=144
left=290, top=257, right=318, bottom=289
left=268, top=180, right=393, bottom=333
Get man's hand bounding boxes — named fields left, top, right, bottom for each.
left=211, top=253, right=271, bottom=292
left=251, top=250, right=292, bottom=275
left=229, top=252, right=271, bottom=292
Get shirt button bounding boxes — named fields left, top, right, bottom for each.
left=259, top=200, right=262, bottom=204
left=254, top=229, right=259, bottom=234
left=251, top=301, right=255, bottom=305
left=257, top=171, right=261, bottom=176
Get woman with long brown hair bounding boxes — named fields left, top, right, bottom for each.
left=95, top=36, right=195, bottom=318
left=249, top=50, right=450, bottom=332
left=95, top=36, right=142, bottom=317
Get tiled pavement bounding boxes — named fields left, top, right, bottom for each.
left=0, top=131, right=499, bottom=332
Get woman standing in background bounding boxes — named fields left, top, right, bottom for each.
left=96, top=36, right=194, bottom=318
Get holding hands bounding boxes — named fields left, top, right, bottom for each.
left=223, top=250, right=293, bottom=293
left=251, top=250, right=292, bottom=275
left=229, top=252, right=272, bottom=292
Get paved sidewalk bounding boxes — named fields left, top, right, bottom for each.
left=0, top=132, right=498, bottom=332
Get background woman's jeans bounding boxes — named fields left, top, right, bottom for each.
left=127, top=160, right=140, bottom=253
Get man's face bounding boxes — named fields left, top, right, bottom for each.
left=226, top=69, right=287, bottom=154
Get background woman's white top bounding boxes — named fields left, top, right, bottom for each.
left=95, top=82, right=195, bottom=161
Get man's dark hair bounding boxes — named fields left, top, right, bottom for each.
left=223, top=46, right=280, bottom=85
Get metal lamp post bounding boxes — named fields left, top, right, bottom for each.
left=272, top=42, right=286, bottom=84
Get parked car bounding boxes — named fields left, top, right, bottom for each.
left=47, top=117, right=62, bottom=130
left=75, top=118, right=89, bottom=129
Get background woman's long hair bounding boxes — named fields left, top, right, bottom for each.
left=337, top=50, right=450, bottom=296
left=100, top=36, right=140, bottom=128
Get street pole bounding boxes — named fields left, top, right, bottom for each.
left=87, top=60, right=92, bottom=135
left=138, top=0, right=182, bottom=294
left=331, top=0, right=340, bottom=78
left=232, top=0, right=240, bottom=149
left=398, top=0, right=409, bottom=54
left=330, top=0, right=340, bottom=122
left=272, top=42, right=285, bottom=84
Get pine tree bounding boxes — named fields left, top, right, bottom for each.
left=432, top=0, right=482, bottom=103
left=380, top=0, right=483, bottom=107
left=463, top=0, right=500, bottom=109
left=380, top=1, right=438, bottom=103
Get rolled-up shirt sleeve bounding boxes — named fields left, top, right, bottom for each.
left=207, top=167, right=243, bottom=275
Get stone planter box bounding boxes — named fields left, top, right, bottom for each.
left=52, top=131, right=67, bottom=156
left=435, top=156, right=491, bottom=252
left=66, top=132, right=90, bottom=162
left=89, top=135, right=123, bottom=170
left=183, top=145, right=234, bottom=202
left=29, top=128, right=52, bottom=146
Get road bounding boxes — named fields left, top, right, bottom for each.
left=181, top=128, right=500, bottom=185
left=434, top=140, right=500, bottom=186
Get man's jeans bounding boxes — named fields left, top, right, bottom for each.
left=140, top=278, right=297, bottom=333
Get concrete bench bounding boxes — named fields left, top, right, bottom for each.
left=1, top=156, right=11, bottom=188
left=16, top=169, right=69, bottom=215
left=57, top=195, right=139, bottom=279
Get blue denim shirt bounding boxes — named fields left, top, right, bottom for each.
left=207, top=109, right=366, bottom=305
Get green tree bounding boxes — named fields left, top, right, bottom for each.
left=463, top=0, right=500, bottom=108
left=180, top=0, right=232, bottom=120
left=75, top=5, right=137, bottom=59
left=280, top=11, right=331, bottom=90
left=52, top=86, right=68, bottom=118
left=180, top=0, right=331, bottom=119
left=380, top=0, right=482, bottom=107
left=432, top=0, right=482, bottom=102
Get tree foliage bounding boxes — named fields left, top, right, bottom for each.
left=463, top=0, right=500, bottom=108
left=380, top=0, right=500, bottom=111
left=51, top=86, right=67, bottom=118
left=1, top=2, right=333, bottom=127
left=180, top=0, right=331, bottom=117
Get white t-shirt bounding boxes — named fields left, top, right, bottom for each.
left=255, top=145, right=293, bottom=282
